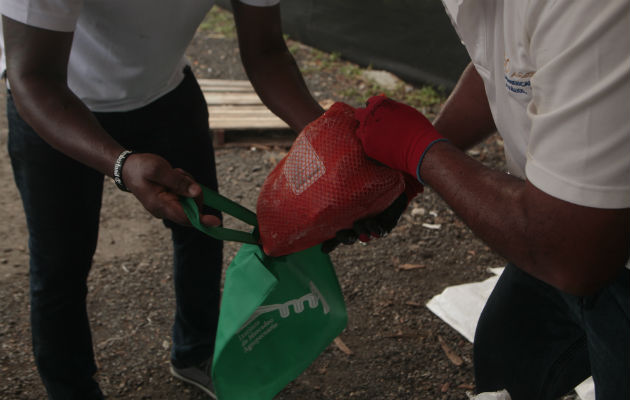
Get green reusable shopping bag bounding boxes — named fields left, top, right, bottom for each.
left=181, top=186, right=348, bottom=400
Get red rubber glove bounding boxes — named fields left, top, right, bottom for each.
left=355, top=95, right=447, bottom=184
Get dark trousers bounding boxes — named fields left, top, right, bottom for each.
left=7, top=67, right=223, bottom=399
left=474, top=263, right=629, bottom=400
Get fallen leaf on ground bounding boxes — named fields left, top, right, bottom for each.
left=383, top=330, right=416, bottom=339
left=397, top=263, right=425, bottom=271
left=334, top=337, right=353, bottom=355
left=437, top=335, right=464, bottom=366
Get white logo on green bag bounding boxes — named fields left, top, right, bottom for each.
left=240, top=281, right=330, bottom=332
left=236, top=282, right=330, bottom=353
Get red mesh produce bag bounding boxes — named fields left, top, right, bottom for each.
left=256, top=102, right=405, bottom=256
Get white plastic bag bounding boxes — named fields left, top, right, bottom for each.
left=468, top=389, right=511, bottom=400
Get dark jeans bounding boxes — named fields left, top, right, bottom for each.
left=474, top=263, right=629, bottom=400
left=7, top=67, right=223, bottom=399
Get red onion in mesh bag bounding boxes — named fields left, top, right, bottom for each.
left=256, top=102, right=405, bottom=256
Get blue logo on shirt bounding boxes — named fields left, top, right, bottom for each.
left=504, top=75, right=530, bottom=95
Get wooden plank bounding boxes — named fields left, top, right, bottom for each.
left=210, top=114, right=283, bottom=122
left=198, top=78, right=254, bottom=89
left=210, top=118, right=288, bottom=130
left=199, top=84, right=255, bottom=92
left=210, top=117, right=287, bottom=127
left=202, top=79, right=290, bottom=133
left=203, top=92, right=263, bottom=105
left=208, top=105, right=279, bottom=115
left=212, top=129, right=225, bottom=147
left=209, top=109, right=288, bottom=130
left=201, top=85, right=255, bottom=92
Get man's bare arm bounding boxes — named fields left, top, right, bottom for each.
left=231, top=0, right=324, bottom=133
left=3, top=16, right=125, bottom=175
left=424, top=64, right=629, bottom=295
left=421, top=140, right=629, bottom=295
left=2, top=16, right=218, bottom=226
left=433, top=62, right=497, bottom=150
left=356, top=63, right=629, bottom=295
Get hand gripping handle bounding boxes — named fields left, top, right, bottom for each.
left=180, top=185, right=259, bottom=244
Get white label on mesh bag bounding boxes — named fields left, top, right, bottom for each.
left=283, top=135, right=325, bottom=195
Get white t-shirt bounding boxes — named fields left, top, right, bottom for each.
left=0, top=0, right=279, bottom=112
left=441, top=0, right=630, bottom=209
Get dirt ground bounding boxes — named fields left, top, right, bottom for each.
left=0, top=8, right=538, bottom=400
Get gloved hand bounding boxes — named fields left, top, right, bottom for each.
left=354, top=95, right=447, bottom=184
left=321, top=173, right=422, bottom=253
left=321, top=192, right=408, bottom=253
left=321, top=136, right=425, bottom=254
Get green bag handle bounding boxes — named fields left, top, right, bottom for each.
left=180, top=185, right=259, bottom=244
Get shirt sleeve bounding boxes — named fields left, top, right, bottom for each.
left=0, top=0, right=82, bottom=32
left=525, top=0, right=630, bottom=208
left=238, top=0, right=280, bottom=7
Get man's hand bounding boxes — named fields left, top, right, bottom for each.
left=355, top=95, right=446, bottom=182
left=121, top=153, right=221, bottom=227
